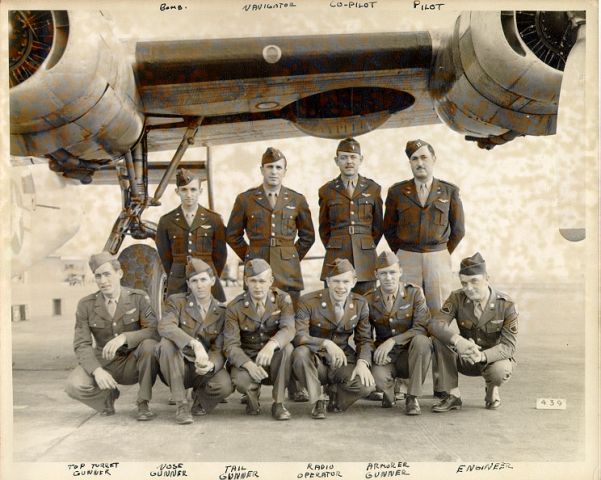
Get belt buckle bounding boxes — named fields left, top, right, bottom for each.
left=348, top=226, right=355, bottom=235
left=270, top=237, right=277, bottom=247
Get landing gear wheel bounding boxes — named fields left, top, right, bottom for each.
left=118, top=244, right=167, bottom=318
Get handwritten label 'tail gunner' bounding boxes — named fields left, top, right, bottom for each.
left=365, top=462, right=410, bottom=478
left=219, top=465, right=260, bottom=480
left=297, top=464, right=343, bottom=478
left=67, top=463, right=119, bottom=476
left=149, top=463, right=188, bottom=477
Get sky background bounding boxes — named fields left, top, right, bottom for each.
left=7, top=0, right=596, bottom=285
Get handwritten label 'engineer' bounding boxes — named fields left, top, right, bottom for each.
left=297, top=464, right=343, bottom=478
left=219, top=465, right=260, bottom=480
left=365, top=462, right=410, bottom=478
left=67, top=463, right=119, bottom=476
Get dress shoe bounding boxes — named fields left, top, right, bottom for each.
left=191, top=403, right=207, bottom=416
left=367, top=391, right=384, bottom=401
left=291, top=390, right=310, bottom=402
left=405, top=395, right=421, bottom=416
left=432, top=394, right=462, bottom=413
left=175, top=403, right=193, bottom=425
left=433, top=391, right=447, bottom=400
left=271, top=403, right=291, bottom=421
left=485, top=385, right=501, bottom=409
left=136, top=401, right=156, bottom=421
left=311, top=400, right=327, bottom=420
left=245, top=389, right=261, bottom=415
left=381, top=396, right=396, bottom=408
left=100, top=388, right=120, bottom=416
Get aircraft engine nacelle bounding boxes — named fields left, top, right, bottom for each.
left=9, top=10, right=143, bottom=181
left=429, top=11, right=580, bottom=148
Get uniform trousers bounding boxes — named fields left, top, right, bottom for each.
left=156, top=338, right=232, bottom=411
left=431, top=337, right=514, bottom=391
left=371, top=335, right=432, bottom=403
left=65, top=338, right=159, bottom=412
left=292, top=345, right=375, bottom=410
left=230, top=343, right=293, bottom=404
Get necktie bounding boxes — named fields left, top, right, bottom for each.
left=268, top=192, right=277, bottom=208
left=418, top=183, right=428, bottom=206
left=107, top=299, right=117, bottom=317
left=256, top=301, right=265, bottom=318
left=385, top=294, right=395, bottom=311
left=198, top=304, right=206, bottom=320
left=474, top=302, right=483, bottom=320
left=346, top=180, right=355, bottom=198
left=334, top=302, right=344, bottom=324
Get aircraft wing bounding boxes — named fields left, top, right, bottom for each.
left=10, top=10, right=583, bottom=180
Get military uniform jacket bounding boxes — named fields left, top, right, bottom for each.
left=383, top=178, right=465, bottom=254
left=225, top=186, right=315, bottom=291
left=224, top=288, right=296, bottom=368
left=158, top=293, right=227, bottom=372
left=318, top=175, right=383, bottom=281
left=156, top=204, right=227, bottom=283
left=364, top=283, right=430, bottom=358
left=431, top=287, right=518, bottom=364
left=73, top=287, right=158, bottom=375
left=294, top=289, right=373, bottom=364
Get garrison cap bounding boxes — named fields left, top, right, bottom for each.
left=261, top=147, right=286, bottom=165
left=176, top=168, right=197, bottom=187
left=186, top=258, right=214, bottom=279
left=405, top=139, right=433, bottom=158
left=336, top=137, right=361, bottom=155
left=244, top=258, right=272, bottom=278
left=326, top=258, right=355, bottom=277
left=88, top=251, right=118, bottom=273
left=459, top=252, right=487, bottom=276
left=375, top=250, right=400, bottom=270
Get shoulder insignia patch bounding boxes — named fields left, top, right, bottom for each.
left=440, top=301, right=454, bottom=315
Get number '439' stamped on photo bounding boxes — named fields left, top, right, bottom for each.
left=536, top=398, right=567, bottom=409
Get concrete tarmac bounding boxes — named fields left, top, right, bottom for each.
left=10, top=283, right=585, bottom=462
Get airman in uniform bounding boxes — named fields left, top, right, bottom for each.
left=429, top=252, right=518, bottom=412
left=156, top=168, right=227, bottom=301
left=157, top=258, right=233, bottom=424
left=383, top=139, right=465, bottom=397
left=364, top=251, right=432, bottom=415
left=292, top=259, right=376, bottom=419
left=223, top=259, right=296, bottom=420
left=225, top=147, right=315, bottom=308
left=65, top=252, right=159, bottom=420
left=318, top=138, right=383, bottom=295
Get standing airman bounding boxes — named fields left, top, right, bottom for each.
left=318, top=138, right=383, bottom=295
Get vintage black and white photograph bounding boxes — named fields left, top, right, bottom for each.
left=1, top=0, right=598, bottom=479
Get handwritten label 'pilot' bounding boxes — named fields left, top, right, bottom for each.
left=149, top=463, right=188, bottom=477
left=67, top=463, right=119, bottom=476
left=297, top=464, right=343, bottom=478
left=219, top=465, right=260, bottom=480
left=365, top=462, right=410, bottom=478
left=413, top=1, right=445, bottom=10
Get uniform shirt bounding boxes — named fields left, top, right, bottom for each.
left=156, top=204, right=227, bottom=281
left=158, top=293, right=227, bottom=372
left=223, top=288, right=295, bottom=368
left=431, top=286, right=518, bottom=363
left=226, top=186, right=314, bottom=291
left=318, top=174, right=383, bottom=281
left=364, top=283, right=430, bottom=358
left=294, top=288, right=373, bottom=365
left=73, top=287, right=158, bottom=374
left=383, top=178, right=465, bottom=254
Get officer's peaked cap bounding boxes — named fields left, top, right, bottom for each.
left=459, top=252, right=487, bottom=276
left=88, top=251, right=118, bottom=273
left=244, top=258, right=272, bottom=277
left=186, top=257, right=214, bottom=279
left=336, top=137, right=361, bottom=155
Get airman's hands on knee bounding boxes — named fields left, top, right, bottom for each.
left=102, top=334, right=126, bottom=361
left=351, top=359, right=375, bottom=387
left=243, top=360, right=269, bottom=382
left=323, top=340, right=347, bottom=369
left=373, top=338, right=395, bottom=366
left=93, top=367, right=118, bottom=390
